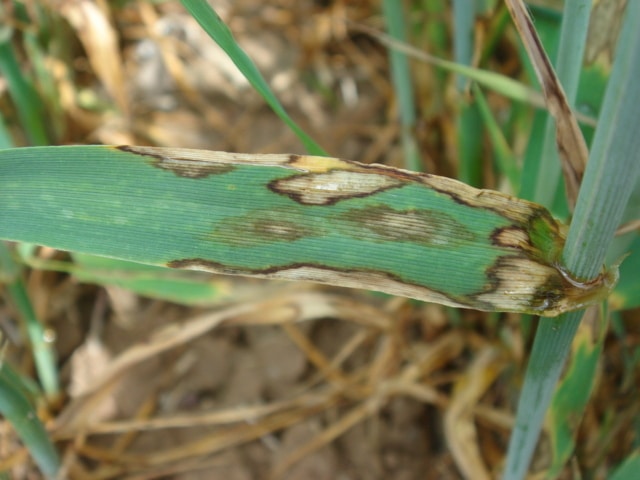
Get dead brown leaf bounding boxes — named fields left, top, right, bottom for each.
left=444, top=347, right=505, bottom=480
left=59, top=0, right=129, bottom=114
left=505, top=0, right=590, bottom=209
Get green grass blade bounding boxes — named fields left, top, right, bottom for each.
left=503, top=0, right=640, bottom=477
left=547, top=325, right=603, bottom=477
left=453, top=0, right=483, bottom=187
left=381, top=0, right=422, bottom=172
left=0, top=362, right=60, bottom=478
left=503, top=311, right=583, bottom=480
left=22, top=252, right=248, bottom=307
left=456, top=104, right=483, bottom=187
left=562, top=28, right=640, bottom=276
left=519, top=109, right=551, bottom=202
left=610, top=450, right=640, bottom=480
left=423, top=0, right=449, bottom=104
left=179, top=0, right=326, bottom=156
left=0, top=28, right=49, bottom=146
left=0, top=114, right=13, bottom=149
left=472, top=84, right=521, bottom=191
left=364, top=25, right=595, bottom=127
left=0, top=241, right=60, bottom=402
left=452, top=0, right=474, bottom=91
left=0, top=145, right=615, bottom=316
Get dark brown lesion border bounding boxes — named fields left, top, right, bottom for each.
left=166, top=257, right=496, bottom=312
left=117, top=145, right=236, bottom=179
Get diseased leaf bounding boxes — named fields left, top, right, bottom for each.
left=0, top=145, right=617, bottom=316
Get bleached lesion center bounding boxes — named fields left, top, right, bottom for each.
left=271, top=170, right=403, bottom=205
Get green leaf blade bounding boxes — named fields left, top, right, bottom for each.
left=0, top=145, right=614, bottom=316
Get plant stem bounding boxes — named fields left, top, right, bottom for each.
left=503, top=1, right=640, bottom=477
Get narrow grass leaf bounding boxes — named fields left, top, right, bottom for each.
left=381, top=0, right=422, bottom=172
left=72, top=254, right=231, bottom=305
left=503, top=310, right=583, bottom=480
left=2, top=275, right=60, bottom=401
left=358, top=23, right=596, bottom=128
left=23, top=253, right=254, bottom=307
left=547, top=323, right=603, bottom=478
left=0, top=363, right=60, bottom=478
left=423, top=0, right=449, bottom=91
left=452, top=0, right=474, bottom=91
left=179, top=0, right=326, bottom=156
left=0, top=114, right=12, bottom=149
left=563, top=11, right=640, bottom=278
left=0, top=145, right=617, bottom=316
left=0, top=28, right=49, bottom=145
left=471, top=84, right=521, bottom=191
left=453, top=0, right=483, bottom=187
left=519, top=109, right=553, bottom=202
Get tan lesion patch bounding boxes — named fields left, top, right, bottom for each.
left=269, top=170, right=404, bottom=205
left=339, top=205, right=475, bottom=247
left=118, top=145, right=235, bottom=178
left=210, top=211, right=320, bottom=247
left=267, top=265, right=482, bottom=310
left=167, top=258, right=482, bottom=311
left=166, top=253, right=616, bottom=316
left=414, top=172, right=565, bottom=229
left=491, top=226, right=532, bottom=250
left=476, top=255, right=617, bottom=316
left=117, top=146, right=307, bottom=178
left=285, top=155, right=357, bottom=173
left=151, top=156, right=236, bottom=178
left=476, top=256, right=558, bottom=313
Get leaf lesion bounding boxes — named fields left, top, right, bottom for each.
left=210, top=210, right=320, bottom=247
left=338, top=205, right=476, bottom=247
left=268, top=170, right=404, bottom=206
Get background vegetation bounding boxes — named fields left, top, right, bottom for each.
left=0, top=0, right=638, bottom=478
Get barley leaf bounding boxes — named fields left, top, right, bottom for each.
left=0, top=145, right=616, bottom=316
